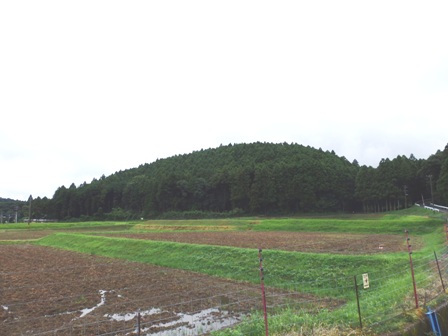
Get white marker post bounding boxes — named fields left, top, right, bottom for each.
left=362, top=273, right=369, bottom=289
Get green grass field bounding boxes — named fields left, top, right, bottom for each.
left=1, top=206, right=447, bottom=335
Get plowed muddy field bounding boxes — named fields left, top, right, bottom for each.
left=0, top=245, right=341, bottom=335
left=103, top=231, right=417, bottom=254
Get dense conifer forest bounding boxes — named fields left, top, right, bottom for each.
left=2, top=142, right=448, bottom=221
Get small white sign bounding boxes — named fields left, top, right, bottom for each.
left=362, top=273, right=369, bottom=289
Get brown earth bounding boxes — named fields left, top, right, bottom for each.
left=101, top=231, right=419, bottom=254
left=0, top=229, right=421, bottom=254
left=0, top=225, right=131, bottom=241
left=0, top=245, right=341, bottom=335
left=0, top=230, right=54, bottom=241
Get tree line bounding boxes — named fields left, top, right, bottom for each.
left=12, top=142, right=448, bottom=221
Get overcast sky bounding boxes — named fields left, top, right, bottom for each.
left=1, top=1, right=447, bottom=201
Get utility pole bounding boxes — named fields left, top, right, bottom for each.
left=427, top=175, right=434, bottom=205
left=403, top=185, right=408, bottom=208
left=28, top=195, right=33, bottom=226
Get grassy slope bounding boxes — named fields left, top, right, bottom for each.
left=35, top=232, right=404, bottom=298
left=252, top=215, right=442, bottom=234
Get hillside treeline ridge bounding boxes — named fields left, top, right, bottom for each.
left=6, top=142, right=448, bottom=220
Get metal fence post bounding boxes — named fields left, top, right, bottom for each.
left=445, top=223, right=448, bottom=241
left=137, top=309, right=141, bottom=336
left=434, top=251, right=445, bottom=293
left=354, top=275, right=363, bottom=329
left=258, top=248, right=269, bottom=336
left=405, top=230, right=418, bottom=309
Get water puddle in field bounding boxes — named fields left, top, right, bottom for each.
left=143, top=308, right=244, bottom=336
left=71, top=290, right=108, bottom=320
left=105, top=307, right=245, bottom=335
left=105, top=307, right=162, bottom=322
left=80, top=289, right=107, bottom=317
left=72, top=290, right=244, bottom=334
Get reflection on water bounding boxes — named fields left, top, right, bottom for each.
left=73, top=289, right=245, bottom=335
left=105, top=307, right=245, bottom=335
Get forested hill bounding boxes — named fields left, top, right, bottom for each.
left=27, top=142, right=448, bottom=221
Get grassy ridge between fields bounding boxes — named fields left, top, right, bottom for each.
left=251, top=215, right=443, bottom=234
left=1, top=209, right=442, bottom=235
left=36, top=232, right=414, bottom=300
left=137, top=214, right=443, bottom=234
left=127, top=213, right=442, bottom=234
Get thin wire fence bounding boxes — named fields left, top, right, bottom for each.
left=1, top=228, right=448, bottom=335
